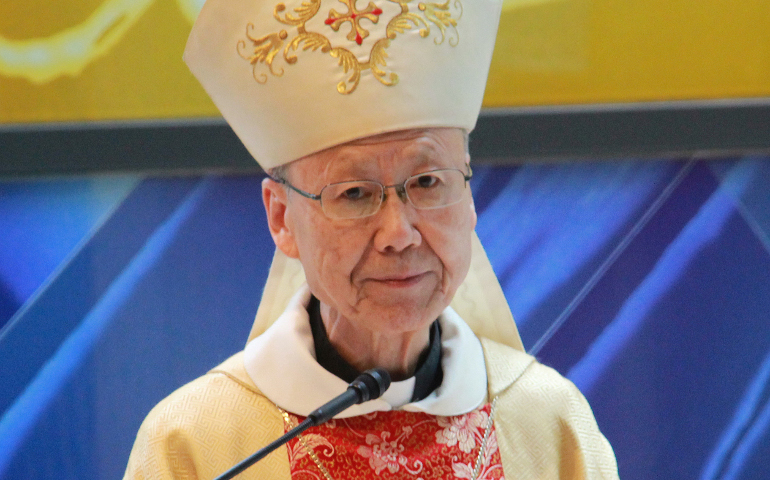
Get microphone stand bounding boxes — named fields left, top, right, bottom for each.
left=214, top=368, right=390, bottom=480
left=214, top=416, right=314, bottom=480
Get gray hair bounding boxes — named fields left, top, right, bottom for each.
left=266, top=164, right=289, bottom=182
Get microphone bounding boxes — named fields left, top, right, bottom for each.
left=307, top=367, right=390, bottom=425
left=214, top=368, right=391, bottom=480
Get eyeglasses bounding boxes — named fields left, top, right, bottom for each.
left=272, top=167, right=473, bottom=219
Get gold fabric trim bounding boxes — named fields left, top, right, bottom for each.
left=208, top=369, right=264, bottom=396
left=237, top=0, right=463, bottom=94
left=472, top=397, right=498, bottom=480
left=279, top=408, right=336, bottom=480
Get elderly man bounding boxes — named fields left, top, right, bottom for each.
left=124, top=0, right=618, bottom=477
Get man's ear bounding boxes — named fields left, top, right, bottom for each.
left=262, top=177, right=299, bottom=259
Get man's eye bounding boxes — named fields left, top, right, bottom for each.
left=342, top=187, right=366, bottom=200
left=414, top=174, right=440, bottom=188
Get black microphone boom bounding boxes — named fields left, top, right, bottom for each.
left=214, top=368, right=391, bottom=480
left=307, top=367, right=390, bottom=425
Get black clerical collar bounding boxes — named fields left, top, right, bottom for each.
left=307, top=295, right=443, bottom=403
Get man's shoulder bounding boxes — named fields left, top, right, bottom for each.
left=479, top=337, right=590, bottom=413
left=138, top=351, right=273, bottom=436
left=479, top=337, right=619, bottom=479
left=125, top=352, right=290, bottom=479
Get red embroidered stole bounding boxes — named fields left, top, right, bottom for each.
left=284, top=404, right=504, bottom=480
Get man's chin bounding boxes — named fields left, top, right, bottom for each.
left=358, top=296, right=446, bottom=333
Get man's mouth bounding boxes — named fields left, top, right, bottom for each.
left=369, top=272, right=428, bottom=287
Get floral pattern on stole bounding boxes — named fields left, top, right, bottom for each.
left=284, top=404, right=504, bottom=480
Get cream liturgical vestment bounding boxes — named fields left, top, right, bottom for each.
left=124, top=240, right=618, bottom=480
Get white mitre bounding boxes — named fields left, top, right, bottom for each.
left=184, top=0, right=524, bottom=351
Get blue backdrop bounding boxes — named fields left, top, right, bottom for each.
left=1, top=156, right=769, bottom=479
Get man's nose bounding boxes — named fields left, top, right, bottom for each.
left=373, top=188, right=421, bottom=252
left=382, top=184, right=409, bottom=205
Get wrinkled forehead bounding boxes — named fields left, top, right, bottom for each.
left=284, top=128, right=468, bottom=182
left=341, top=128, right=467, bottom=147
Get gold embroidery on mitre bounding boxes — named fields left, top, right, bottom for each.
left=236, top=0, right=462, bottom=94
left=325, top=0, right=385, bottom=45
left=419, top=0, right=462, bottom=46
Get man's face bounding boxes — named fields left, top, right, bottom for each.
left=264, top=128, right=476, bottom=336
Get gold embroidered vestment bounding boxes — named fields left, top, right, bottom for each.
left=124, top=338, right=618, bottom=479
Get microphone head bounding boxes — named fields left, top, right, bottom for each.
left=350, top=368, right=391, bottom=403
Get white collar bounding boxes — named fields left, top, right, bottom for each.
left=243, top=285, right=487, bottom=418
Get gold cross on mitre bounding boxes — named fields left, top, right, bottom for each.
left=324, top=0, right=384, bottom=45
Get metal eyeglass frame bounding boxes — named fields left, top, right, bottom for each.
left=269, top=165, right=473, bottom=219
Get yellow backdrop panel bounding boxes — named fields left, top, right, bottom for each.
left=1, top=0, right=768, bottom=123
left=485, top=0, right=770, bottom=107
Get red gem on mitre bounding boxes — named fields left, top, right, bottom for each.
left=324, top=0, right=385, bottom=46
